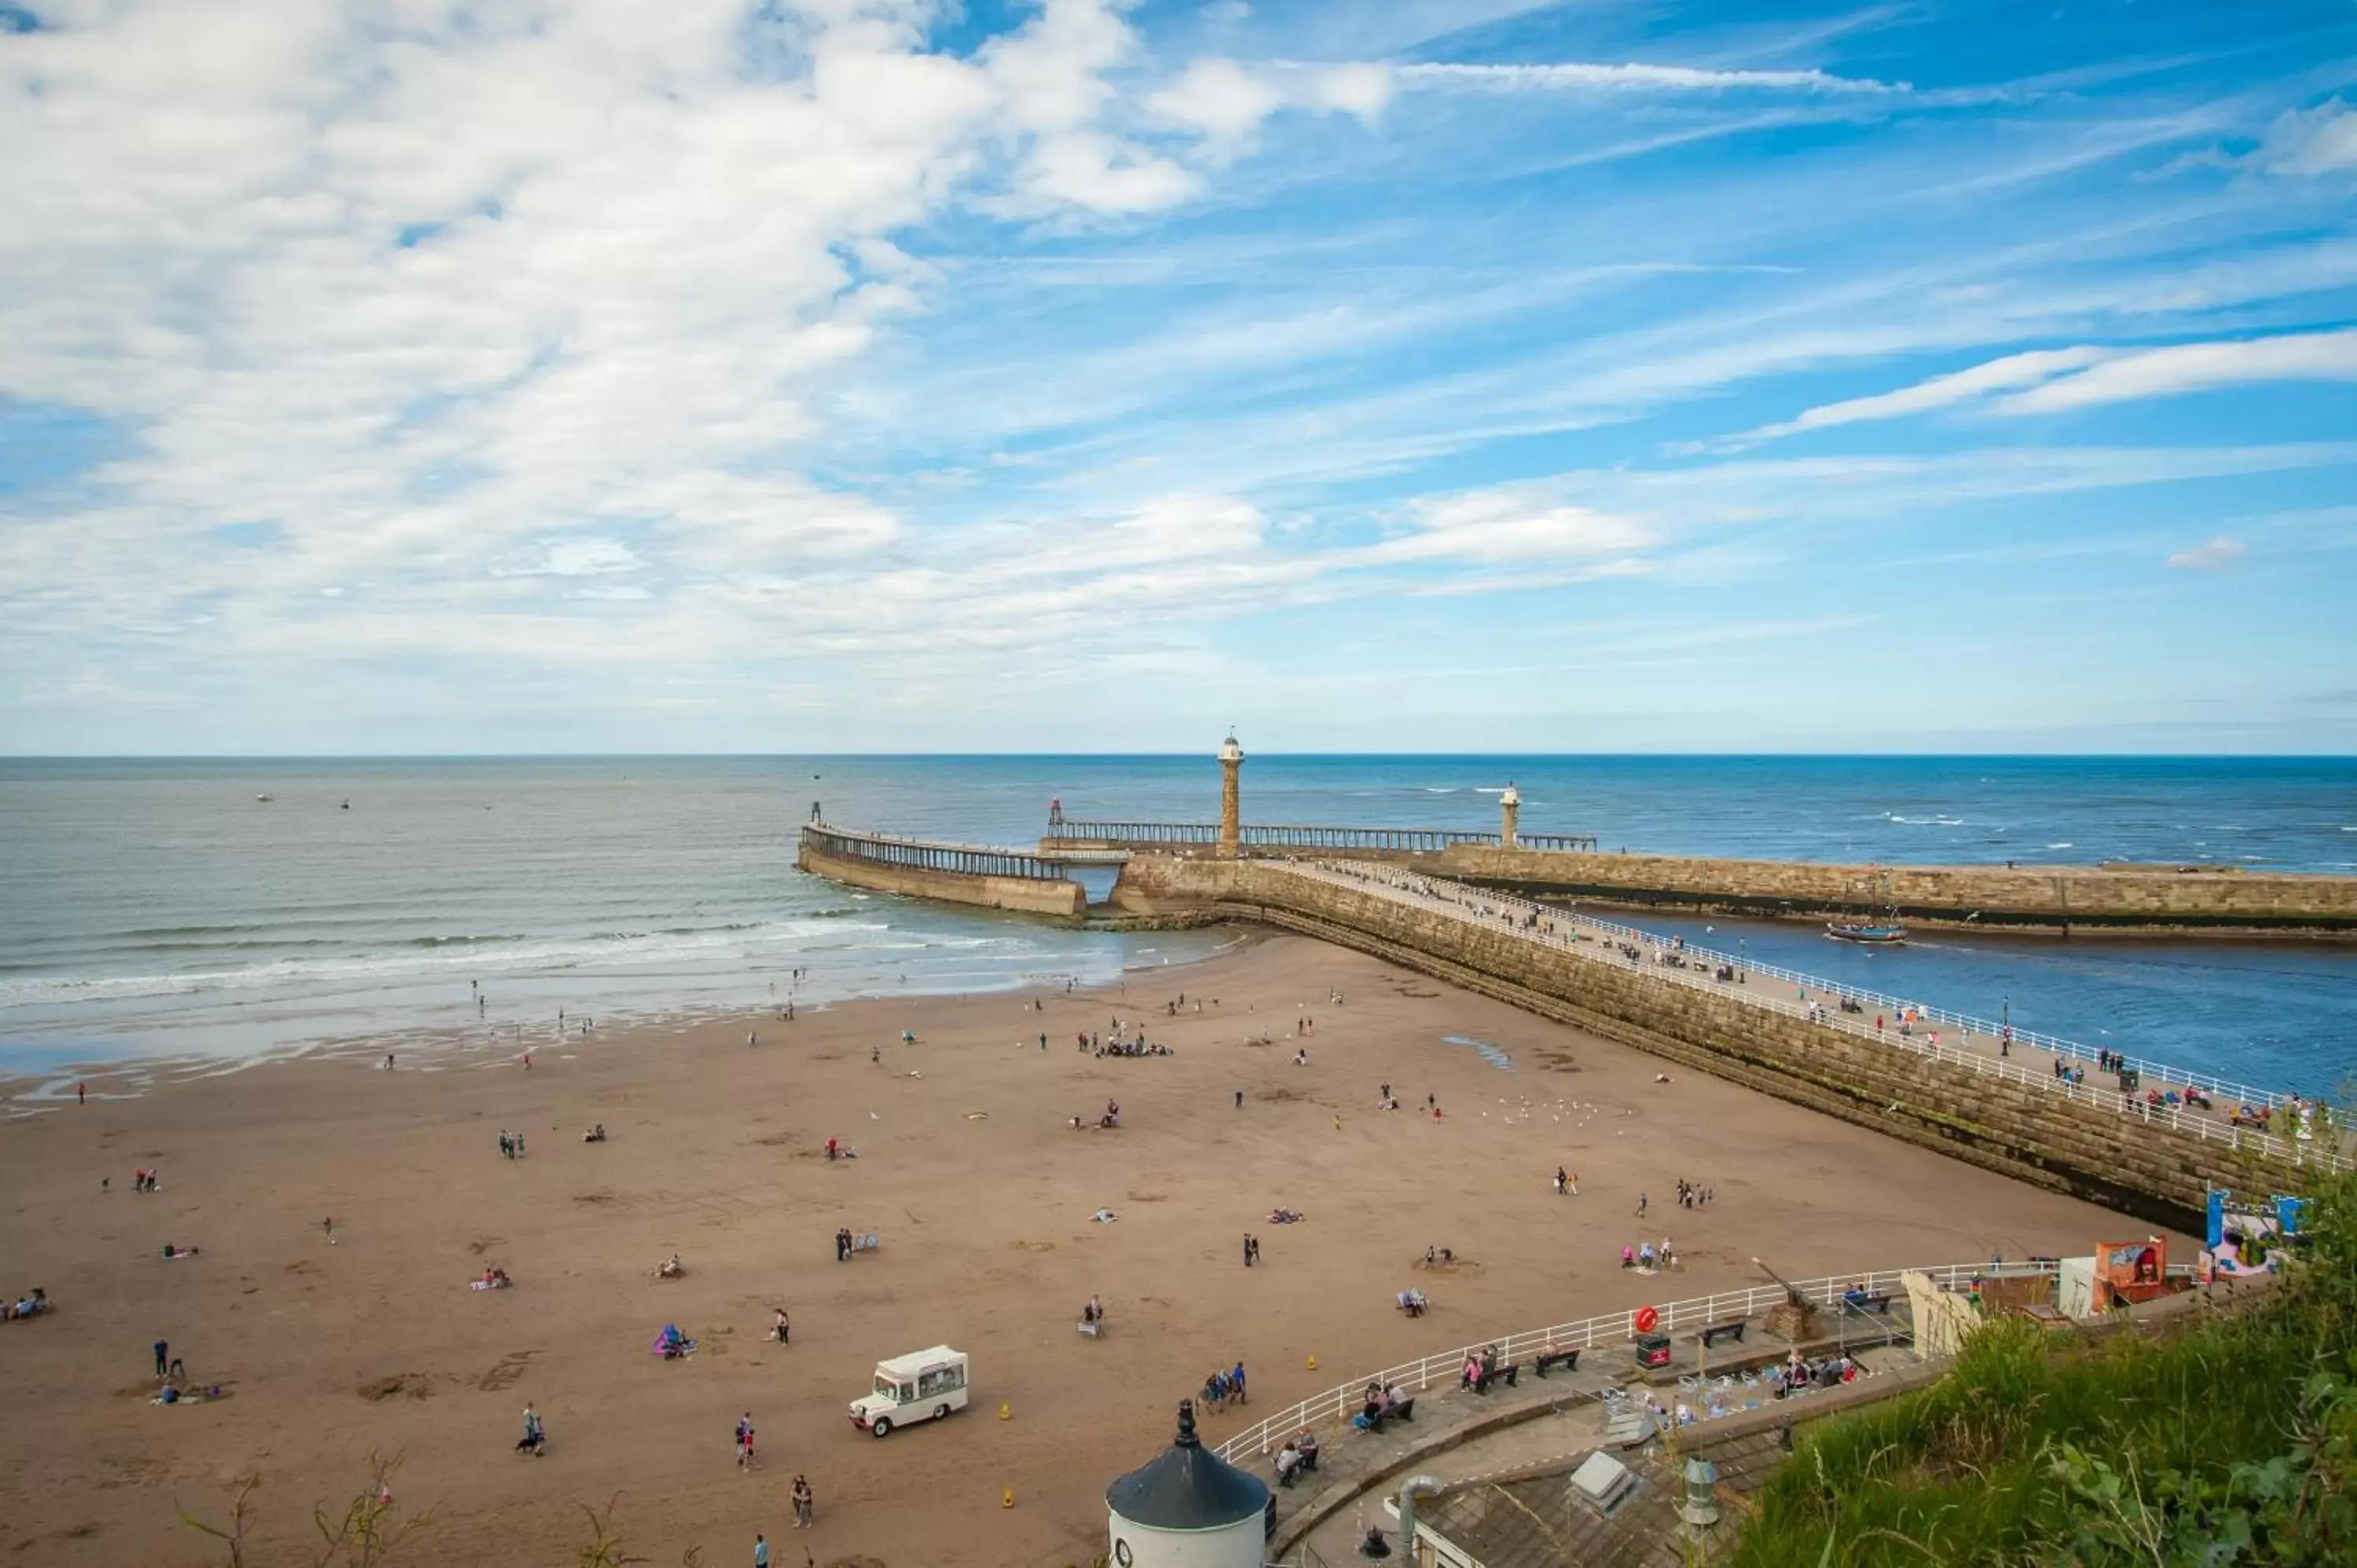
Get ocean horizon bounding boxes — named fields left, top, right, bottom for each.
left=4, top=753, right=2353, bottom=1096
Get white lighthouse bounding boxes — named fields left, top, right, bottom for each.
left=1106, top=1400, right=1271, bottom=1568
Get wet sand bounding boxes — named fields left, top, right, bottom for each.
left=0, top=933, right=2168, bottom=1566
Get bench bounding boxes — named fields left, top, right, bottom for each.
left=1534, top=1348, right=1581, bottom=1377
left=1841, top=1292, right=1893, bottom=1316
left=1699, top=1321, right=1747, bottom=1349
left=1463, top=1363, right=1519, bottom=1394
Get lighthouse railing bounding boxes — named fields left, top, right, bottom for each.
left=1211, top=1257, right=2060, bottom=1462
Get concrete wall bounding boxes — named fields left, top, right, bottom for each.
left=1410, top=847, right=2357, bottom=936
left=1113, top=856, right=2313, bottom=1228
left=799, top=841, right=1086, bottom=919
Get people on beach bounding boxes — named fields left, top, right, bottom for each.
left=516, top=1403, right=544, bottom=1454
left=154, top=1337, right=169, bottom=1377
left=772, top=1307, right=790, bottom=1344
left=791, top=1473, right=814, bottom=1527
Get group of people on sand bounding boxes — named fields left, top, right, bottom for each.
left=1621, top=1237, right=1677, bottom=1271
left=654, top=1253, right=685, bottom=1280
left=127, top=1167, right=161, bottom=1192
left=581, top=1124, right=607, bottom=1143
left=1200, top=1361, right=1248, bottom=1409
left=3, top=1288, right=50, bottom=1321
left=497, top=1130, right=526, bottom=1159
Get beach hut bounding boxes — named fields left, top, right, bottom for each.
left=1105, top=1400, right=1270, bottom=1568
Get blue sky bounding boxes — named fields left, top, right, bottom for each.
left=2, top=0, right=2355, bottom=754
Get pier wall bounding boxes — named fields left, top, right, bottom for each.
left=1413, top=848, right=2357, bottom=936
left=1113, top=856, right=2311, bottom=1227
left=797, top=840, right=1085, bottom=919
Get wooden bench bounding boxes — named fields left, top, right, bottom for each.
left=1699, top=1321, right=1747, bottom=1349
left=1534, top=1348, right=1581, bottom=1377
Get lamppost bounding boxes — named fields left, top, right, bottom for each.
left=2002, top=995, right=2011, bottom=1057
left=1737, top=938, right=1747, bottom=983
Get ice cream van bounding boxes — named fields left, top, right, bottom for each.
left=849, top=1345, right=969, bottom=1438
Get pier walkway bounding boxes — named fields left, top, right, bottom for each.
left=1039, top=820, right=1597, bottom=857
left=1281, top=859, right=2344, bottom=1173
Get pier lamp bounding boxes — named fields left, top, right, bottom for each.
left=1737, top=938, right=1746, bottom=982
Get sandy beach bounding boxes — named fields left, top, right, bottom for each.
left=0, top=932, right=2171, bottom=1566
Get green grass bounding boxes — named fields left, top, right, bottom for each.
left=1728, top=1171, right=2357, bottom=1567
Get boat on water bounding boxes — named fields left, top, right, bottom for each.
left=1828, top=867, right=1905, bottom=943
left=255, top=793, right=273, bottom=803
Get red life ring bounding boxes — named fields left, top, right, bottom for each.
left=1635, top=1306, right=1660, bottom=1334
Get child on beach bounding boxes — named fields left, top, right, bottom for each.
left=792, top=1474, right=814, bottom=1527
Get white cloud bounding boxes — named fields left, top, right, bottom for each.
left=1369, top=490, right=1655, bottom=564
left=1301, top=62, right=1394, bottom=123
left=1998, top=329, right=2357, bottom=414
left=1392, top=60, right=1907, bottom=95
left=2252, top=99, right=2357, bottom=177
left=2165, top=536, right=2248, bottom=571
left=1145, top=57, right=1284, bottom=159
left=1721, top=346, right=2117, bottom=446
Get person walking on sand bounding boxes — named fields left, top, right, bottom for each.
left=154, top=1338, right=169, bottom=1378
left=324, top=1217, right=335, bottom=1244
left=792, top=1473, right=814, bottom=1527
left=754, top=1533, right=769, bottom=1567
left=77, top=1081, right=86, bottom=1105
left=1637, top=1192, right=1648, bottom=1218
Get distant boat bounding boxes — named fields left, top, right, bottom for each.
left=340, top=799, right=350, bottom=810
left=255, top=793, right=273, bottom=803
left=1828, top=867, right=1905, bottom=943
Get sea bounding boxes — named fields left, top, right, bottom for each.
left=2, top=755, right=2353, bottom=1097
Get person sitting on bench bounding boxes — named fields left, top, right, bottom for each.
left=1276, top=1440, right=1307, bottom=1487
left=1296, top=1429, right=1321, bottom=1469
left=1534, top=1337, right=1579, bottom=1376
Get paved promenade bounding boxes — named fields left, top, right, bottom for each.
left=1270, top=859, right=2345, bottom=1174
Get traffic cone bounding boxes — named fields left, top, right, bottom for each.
left=1306, top=1354, right=1317, bottom=1372
left=1002, top=1488, right=1015, bottom=1508
left=999, top=1401, right=1012, bottom=1421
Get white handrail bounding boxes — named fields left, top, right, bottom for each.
left=1263, top=860, right=2344, bottom=1174
left=1215, top=1258, right=2050, bottom=1462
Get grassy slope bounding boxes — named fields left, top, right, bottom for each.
left=1729, top=1174, right=2357, bottom=1567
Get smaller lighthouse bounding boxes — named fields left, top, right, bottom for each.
left=1500, top=782, right=1521, bottom=849
left=1106, top=1400, right=1271, bottom=1568
left=1217, top=733, right=1244, bottom=858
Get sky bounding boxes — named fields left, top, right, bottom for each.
left=2, top=0, right=2355, bottom=756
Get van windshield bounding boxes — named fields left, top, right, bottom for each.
left=874, top=1375, right=901, bottom=1401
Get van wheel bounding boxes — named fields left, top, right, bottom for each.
left=870, top=1417, right=892, bottom=1438
left=934, top=1404, right=951, bottom=1422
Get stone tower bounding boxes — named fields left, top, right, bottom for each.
left=1500, top=782, right=1520, bottom=849
left=1217, top=733, right=1244, bottom=857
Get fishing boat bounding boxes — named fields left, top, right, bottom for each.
left=255, top=793, right=273, bottom=803
left=1827, top=869, right=1906, bottom=943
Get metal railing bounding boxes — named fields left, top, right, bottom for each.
left=1043, top=820, right=1597, bottom=853
left=1270, top=860, right=2344, bottom=1173
left=1215, top=1258, right=2048, bottom=1462
left=801, top=822, right=1071, bottom=883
